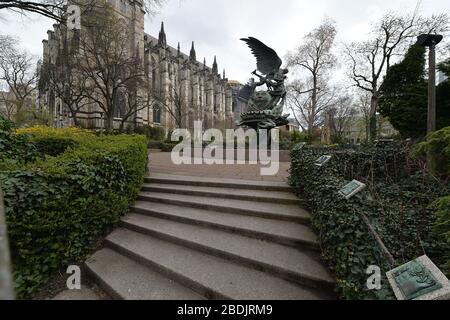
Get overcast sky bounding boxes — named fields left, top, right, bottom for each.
left=0, top=0, right=449, bottom=83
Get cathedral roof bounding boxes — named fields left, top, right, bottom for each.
left=144, top=31, right=219, bottom=75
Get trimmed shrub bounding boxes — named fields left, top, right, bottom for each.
left=16, top=126, right=95, bottom=157
left=148, top=140, right=179, bottom=152
left=161, top=142, right=178, bottom=152
left=0, top=115, right=38, bottom=164
left=0, top=126, right=148, bottom=298
left=289, top=143, right=448, bottom=299
left=135, top=125, right=166, bottom=141
left=279, top=130, right=307, bottom=150
left=430, top=196, right=450, bottom=278
left=415, top=126, right=450, bottom=177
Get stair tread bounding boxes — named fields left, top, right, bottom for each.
left=121, top=213, right=333, bottom=285
left=52, top=287, right=102, bottom=300
left=146, top=173, right=291, bottom=191
left=86, top=248, right=204, bottom=300
left=132, top=201, right=318, bottom=245
left=106, top=228, right=333, bottom=300
left=138, top=191, right=310, bottom=221
left=143, top=183, right=301, bottom=202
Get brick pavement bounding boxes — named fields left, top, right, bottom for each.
left=148, top=152, right=290, bottom=182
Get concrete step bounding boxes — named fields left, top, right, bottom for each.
left=85, top=248, right=204, bottom=300
left=138, top=192, right=310, bottom=224
left=120, top=213, right=334, bottom=290
left=141, top=183, right=304, bottom=205
left=52, top=287, right=102, bottom=300
left=145, top=173, right=292, bottom=192
left=105, top=229, right=334, bottom=300
left=131, top=201, right=318, bottom=249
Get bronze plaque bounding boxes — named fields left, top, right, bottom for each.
left=392, top=259, right=442, bottom=300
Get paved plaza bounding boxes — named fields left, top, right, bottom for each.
left=148, top=152, right=290, bottom=182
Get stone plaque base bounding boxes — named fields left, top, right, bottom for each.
left=386, top=255, right=450, bottom=300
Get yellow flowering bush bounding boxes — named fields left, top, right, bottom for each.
left=16, top=125, right=94, bottom=139
left=16, top=126, right=95, bottom=157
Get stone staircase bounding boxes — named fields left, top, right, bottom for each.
left=84, top=173, right=335, bottom=300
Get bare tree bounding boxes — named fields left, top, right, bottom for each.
left=0, top=0, right=164, bottom=22
left=117, top=79, right=158, bottom=132
left=353, top=91, right=372, bottom=143
left=154, top=83, right=189, bottom=130
left=75, top=4, right=147, bottom=132
left=0, top=90, right=16, bottom=120
left=328, top=94, right=357, bottom=141
left=0, top=35, right=37, bottom=119
left=344, top=11, right=449, bottom=142
left=285, top=18, right=337, bottom=135
left=286, top=79, right=336, bottom=133
left=0, top=0, right=65, bottom=21
left=38, top=30, right=92, bottom=127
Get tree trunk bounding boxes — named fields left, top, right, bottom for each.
left=105, top=113, right=114, bottom=132
left=310, top=75, right=318, bottom=137
left=369, top=94, right=378, bottom=143
left=119, top=120, right=125, bottom=133
left=70, top=109, right=79, bottom=126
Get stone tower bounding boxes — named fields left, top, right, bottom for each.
left=39, top=1, right=234, bottom=133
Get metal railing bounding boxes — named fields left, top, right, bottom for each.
left=357, top=208, right=397, bottom=267
left=0, top=188, right=15, bottom=300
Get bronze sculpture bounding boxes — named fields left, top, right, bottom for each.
left=237, top=37, right=290, bottom=131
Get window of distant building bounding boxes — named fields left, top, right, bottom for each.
left=119, top=0, right=128, bottom=14
left=152, top=68, right=157, bottom=93
left=114, top=89, right=126, bottom=119
left=153, top=106, right=161, bottom=124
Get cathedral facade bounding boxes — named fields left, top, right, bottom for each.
left=39, top=0, right=234, bottom=133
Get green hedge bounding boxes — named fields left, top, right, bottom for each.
left=415, top=126, right=450, bottom=177
left=148, top=140, right=178, bottom=152
left=289, top=143, right=449, bottom=300
left=430, top=196, right=450, bottom=277
left=0, top=125, right=148, bottom=298
left=0, top=116, right=38, bottom=164
left=134, top=124, right=166, bottom=141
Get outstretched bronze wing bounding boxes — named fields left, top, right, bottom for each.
left=241, top=37, right=282, bottom=75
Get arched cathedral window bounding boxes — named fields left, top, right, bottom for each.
left=152, top=69, right=157, bottom=94
left=153, top=106, right=161, bottom=124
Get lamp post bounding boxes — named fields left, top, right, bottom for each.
left=417, top=34, right=443, bottom=134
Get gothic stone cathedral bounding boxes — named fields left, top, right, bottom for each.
left=39, top=0, right=235, bottom=133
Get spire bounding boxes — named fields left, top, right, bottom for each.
left=158, top=22, right=166, bottom=46
left=203, top=57, right=206, bottom=69
left=177, top=42, right=180, bottom=56
left=189, top=41, right=196, bottom=62
left=212, top=55, right=218, bottom=74
left=223, top=69, right=226, bottom=79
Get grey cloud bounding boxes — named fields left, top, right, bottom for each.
left=1, top=0, right=449, bottom=83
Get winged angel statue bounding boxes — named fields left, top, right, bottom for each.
left=236, top=37, right=290, bottom=130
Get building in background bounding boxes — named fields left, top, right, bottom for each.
left=39, top=0, right=234, bottom=133
left=339, top=115, right=398, bottom=144
left=0, top=87, right=38, bottom=121
left=279, top=118, right=300, bottom=133
left=228, top=80, right=248, bottom=127
left=437, top=70, right=448, bottom=85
